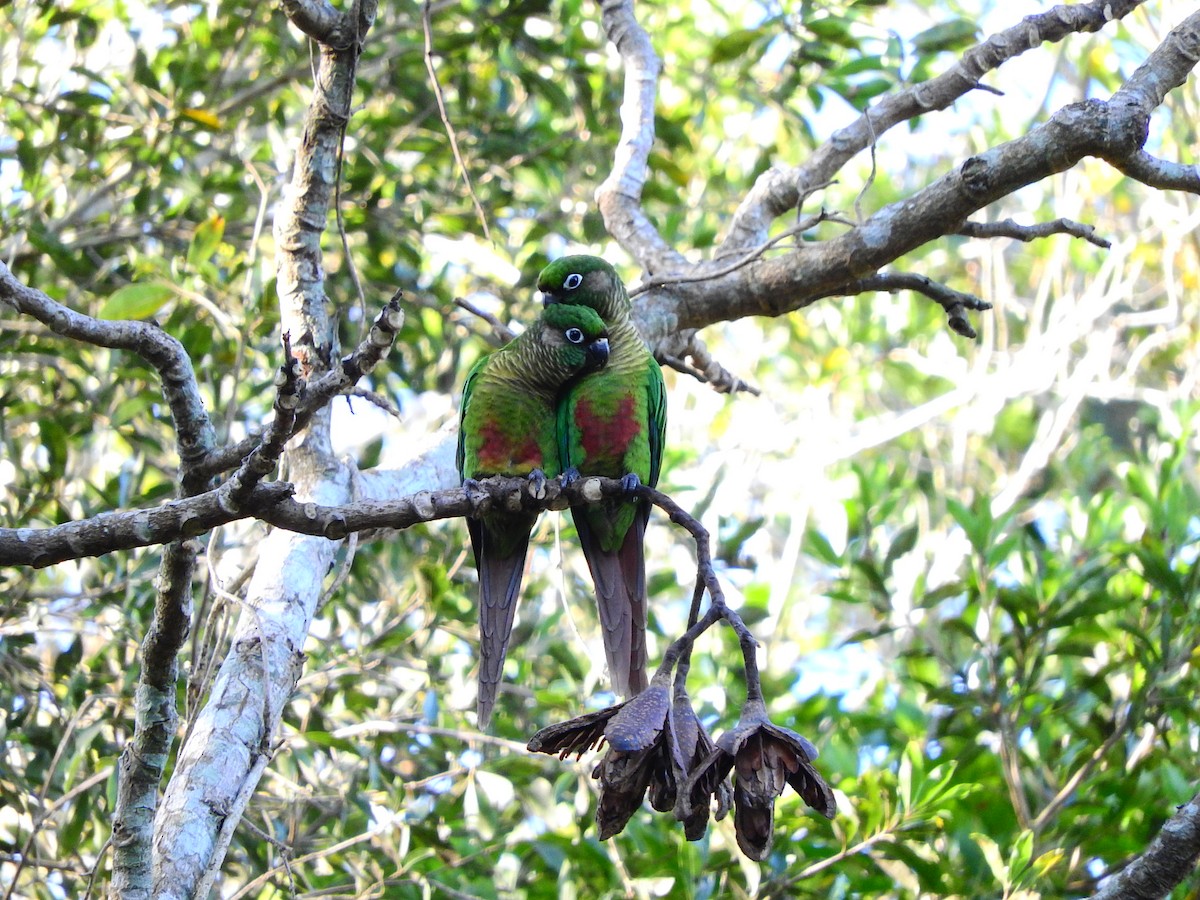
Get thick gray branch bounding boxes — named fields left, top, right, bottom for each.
left=280, top=0, right=348, bottom=45
left=632, top=8, right=1200, bottom=348
left=149, top=2, right=379, bottom=894
left=595, top=0, right=686, bottom=272
left=722, top=0, right=1148, bottom=249
left=1090, top=793, right=1200, bottom=900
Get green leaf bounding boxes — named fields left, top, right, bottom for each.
left=187, top=215, right=226, bottom=268
left=912, top=19, right=980, bottom=54
left=711, top=28, right=763, bottom=64
left=99, top=283, right=174, bottom=320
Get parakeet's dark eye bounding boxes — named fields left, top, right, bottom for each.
left=565, top=327, right=585, bottom=344
left=564, top=273, right=583, bottom=290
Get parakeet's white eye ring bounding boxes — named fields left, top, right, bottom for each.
left=564, top=273, right=583, bottom=290
left=565, top=327, right=585, bottom=344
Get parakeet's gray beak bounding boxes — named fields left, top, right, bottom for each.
left=585, top=337, right=610, bottom=371
left=539, top=290, right=559, bottom=308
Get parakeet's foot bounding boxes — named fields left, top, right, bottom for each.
left=462, top=477, right=487, bottom=507
left=560, top=466, right=582, bottom=486
left=619, top=472, right=642, bottom=494
left=527, top=468, right=548, bottom=499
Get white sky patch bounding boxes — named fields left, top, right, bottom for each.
left=424, top=234, right=521, bottom=287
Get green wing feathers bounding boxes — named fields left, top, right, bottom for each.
left=457, top=304, right=611, bottom=725
left=538, top=254, right=667, bottom=700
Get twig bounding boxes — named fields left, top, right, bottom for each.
left=453, top=296, right=516, bottom=344
left=218, top=336, right=305, bottom=510
left=195, top=290, right=405, bottom=479
left=656, top=330, right=761, bottom=395
left=629, top=218, right=828, bottom=296
left=80, top=837, right=112, bottom=900
left=957, top=216, right=1112, bottom=248
left=422, top=0, right=491, bottom=242
left=834, top=271, right=993, bottom=339
left=632, top=483, right=761, bottom=697
left=343, top=386, right=403, bottom=421
left=1033, top=707, right=1132, bottom=833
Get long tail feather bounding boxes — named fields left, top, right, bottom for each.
left=573, top=504, right=650, bottom=697
left=617, top=503, right=650, bottom=695
left=468, top=517, right=530, bottom=727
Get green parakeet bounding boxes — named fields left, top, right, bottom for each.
left=537, top=255, right=667, bottom=698
left=457, top=303, right=611, bottom=725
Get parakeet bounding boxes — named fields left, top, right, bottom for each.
left=457, top=303, right=611, bottom=726
left=537, top=255, right=666, bottom=699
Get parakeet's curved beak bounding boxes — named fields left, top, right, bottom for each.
left=539, top=290, right=556, bottom=308
left=585, top=336, right=610, bottom=372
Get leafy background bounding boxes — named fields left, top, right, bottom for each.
left=2, top=0, right=1198, bottom=896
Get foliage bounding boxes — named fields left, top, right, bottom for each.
left=2, top=0, right=1199, bottom=897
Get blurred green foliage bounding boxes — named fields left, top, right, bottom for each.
left=3, top=0, right=1199, bottom=897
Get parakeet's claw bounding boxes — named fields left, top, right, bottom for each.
left=463, top=477, right=487, bottom=509
left=560, top=466, right=582, bottom=487
left=527, top=468, right=548, bottom=499
left=619, top=472, right=642, bottom=495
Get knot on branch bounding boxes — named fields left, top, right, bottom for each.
left=960, top=154, right=993, bottom=198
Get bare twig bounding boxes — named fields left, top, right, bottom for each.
left=454, top=295, right=516, bottom=344
left=343, top=386, right=403, bottom=420
left=835, top=271, right=993, bottom=339
left=218, top=338, right=305, bottom=510
left=194, top=290, right=405, bottom=479
left=957, top=216, right=1112, bottom=248
left=629, top=217, right=831, bottom=297
left=191, top=751, right=276, bottom=900
left=656, top=329, right=761, bottom=395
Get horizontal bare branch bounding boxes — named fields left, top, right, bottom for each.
left=957, top=216, right=1111, bottom=247
left=0, top=473, right=654, bottom=569
left=1112, top=151, right=1200, bottom=192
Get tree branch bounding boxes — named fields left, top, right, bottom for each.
left=595, top=0, right=686, bottom=272
left=956, top=216, right=1112, bottom=247
left=0, top=475, right=689, bottom=568
left=835, top=272, right=993, bottom=339
left=1090, top=793, right=1200, bottom=900
left=632, top=8, right=1200, bottom=348
left=0, top=261, right=217, bottom=495
left=149, top=0, right=380, bottom=894
left=722, top=0, right=1148, bottom=250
